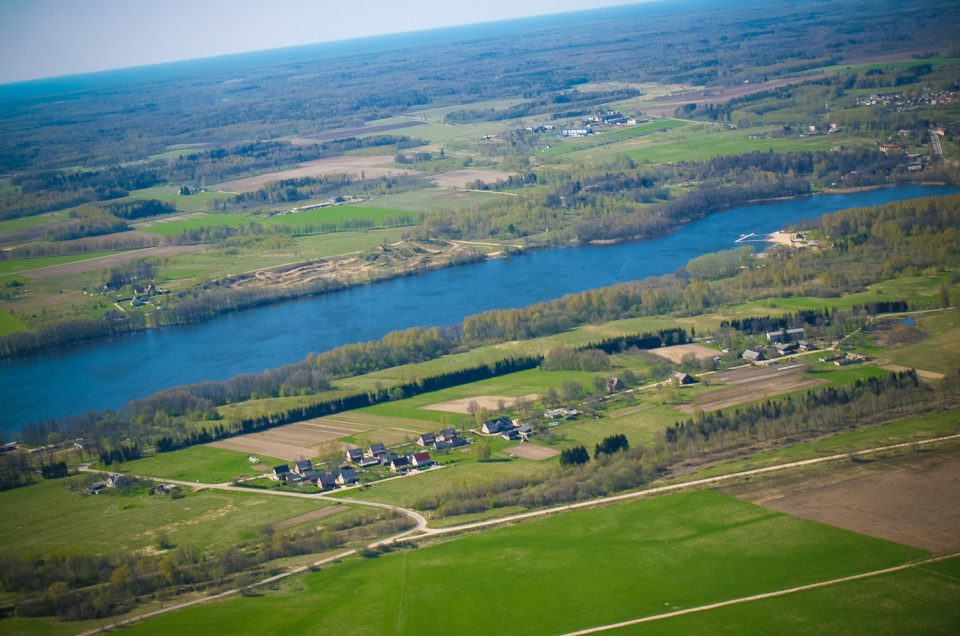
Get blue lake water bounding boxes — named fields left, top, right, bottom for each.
left=1, top=184, right=956, bottom=434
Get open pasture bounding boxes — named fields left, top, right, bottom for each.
left=109, top=445, right=287, bottom=483
left=431, top=169, right=518, bottom=188
left=0, top=476, right=330, bottom=555
left=119, top=490, right=926, bottom=635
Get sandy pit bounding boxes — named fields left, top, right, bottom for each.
left=505, top=443, right=560, bottom=460
left=677, top=363, right=827, bottom=414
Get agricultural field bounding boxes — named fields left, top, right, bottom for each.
left=105, top=445, right=287, bottom=483
left=117, top=490, right=928, bottom=636
left=0, top=475, right=334, bottom=555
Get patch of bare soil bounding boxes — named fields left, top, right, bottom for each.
left=505, top=443, right=560, bottom=460
left=208, top=420, right=368, bottom=461
left=271, top=506, right=345, bottom=532
left=640, top=74, right=829, bottom=117
left=677, top=364, right=827, bottom=413
left=729, top=447, right=960, bottom=554
left=432, top=169, right=518, bottom=188
left=422, top=394, right=540, bottom=414
left=647, top=343, right=719, bottom=364
left=227, top=239, right=478, bottom=291
left=218, top=155, right=420, bottom=193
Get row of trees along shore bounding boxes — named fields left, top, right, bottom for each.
left=11, top=193, right=960, bottom=453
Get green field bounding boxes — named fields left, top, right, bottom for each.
left=553, top=124, right=840, bottom=164
left=888, top=309, right=960, bottom=375
left=540, top=118, right=690, bottom=157
left=0, top=210, right=70, bottom=234
left=119, top=490, right=926, bottom=635
left=0, top=250, right=127, bottom=276
left=140, top=205, right=416, bottom=237
left=0, top=476, right=332, bottom=555
left=106, top=445, right=286, bottom=483
left=121, top=186, right=235, bottom=213
left=618, top=556, right=960, bottom=635
left=0, top=305, right=27, bottom=335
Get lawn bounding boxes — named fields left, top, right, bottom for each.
left=118, top=489, right=926, bottom=635
left=122, top=186, right=235, bottom=213
left=104, top=445, right=287, bottom=483
left=617, top=556, right=960, bottom=635
left=0, top=476, right=333, bottom=555
left=540, top=118, right=689, bottom=157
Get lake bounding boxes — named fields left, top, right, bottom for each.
left=2, top=184, right=956, bottom=434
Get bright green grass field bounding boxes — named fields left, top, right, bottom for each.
left=120, top=490, right=925, bottom=636
left=618, top=556, right=960, bottom=635
left=612, top=125, right=837, bottom=164
left=0, top=305, right=27, bottom=335
left=123, top=186, right=235, bottom=213
left=105, top=445, right=287, bottom=483
left=0, top=476, right=331, bottom=555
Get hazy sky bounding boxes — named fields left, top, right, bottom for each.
left=0, top=0, right=642, bottom=84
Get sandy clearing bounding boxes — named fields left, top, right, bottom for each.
left=647, top=343, right=719, bottom=364
left=271, top=506, right=345, bottom=532
left=218, top=155, right=421, bottom=193
left=18, top=245, right=205, bottom=280
left=209, top=437, right=320, bottom=462
left=430, top=169, right=518, bottom=188
left=422, top=394, right=540, bottom=414
left=731, top=449, right=960, bottom=554
left=207, top=420, right=367, bottom=461
left=506, top=443, right=560, bottom=460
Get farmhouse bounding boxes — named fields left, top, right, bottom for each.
left=482, top=416, right=515, bottom=435
left=671, top=371, right=696, bottom=385
left=543, top=407, right=580, bottom=420
left=293, top=459, right=313, bottom=475
left=336, top=466, right=359, bottom=485
left=417, top=433, right=436, bottom=447
left=500, top=428, right=520, bottom=441
left=742, top=349, right=765, bottom=363
left=345, top=448, right=364, bottom=463
left=367, top=443, right=387, bottom=459
left=271, top=465, right=291, bottom=481
left=316, top=472, right=338, bottom=490
left=390, top=456, right=411, bottom=473
left=518, top=425, right=536, bottom=440
left=409, top=451, right=433, bottom=468
left=774, top=341, right=799, bottom=355
left=766, top=328, right=805, bottom=344
left=798, top=340, right=817, bottom=352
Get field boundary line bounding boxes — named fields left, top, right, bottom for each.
left=560, top=552, right=960, bottom=635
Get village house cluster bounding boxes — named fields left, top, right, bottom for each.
left=742, top=327, right=817, bottom=364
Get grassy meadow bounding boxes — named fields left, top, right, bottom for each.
left=117, top=490, right=927, bottom=636
left=103, top=445, right=286, bottom=483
